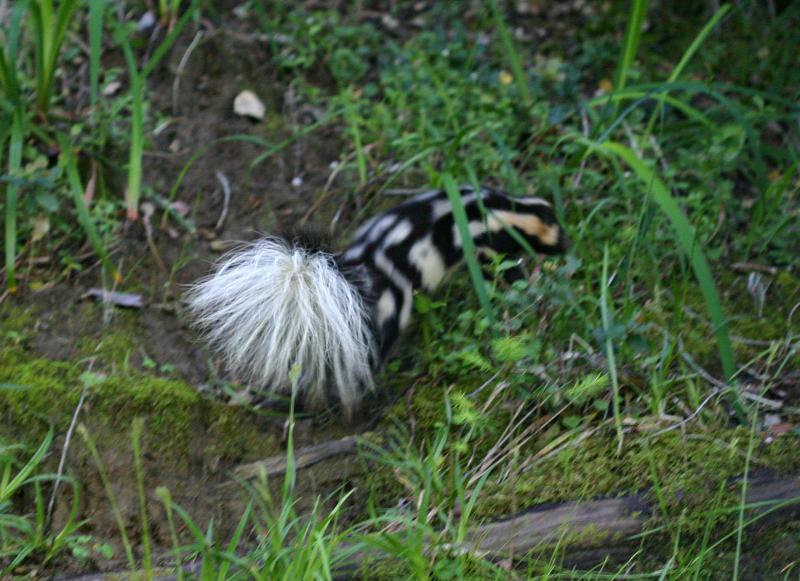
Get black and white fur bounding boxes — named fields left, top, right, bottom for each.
left=186, top=185, right=569, bottom=415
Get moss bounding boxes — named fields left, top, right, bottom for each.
left=0, top=344, right=276, bottom=461
left=0, top=353, right=82, bottom=436
left=206, top=408, right=280, bottom=460
left=74, top=305, right=142, bottom=368
left=0, top=303, right=36, bottom=345
left=675, top=270, right=800, bottom=369
left=472, top=427, right=800, bottom=534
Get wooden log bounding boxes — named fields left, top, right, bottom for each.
left=466, top=494, right=650, bottom=556
left=233, top=435, right=359, bottom=480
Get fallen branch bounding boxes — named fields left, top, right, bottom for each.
left=466, top=493, right=649, bottom=555
left=233, top=435, right=359, bottom=480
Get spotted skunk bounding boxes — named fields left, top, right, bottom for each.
left=186, top=185, right=569, bottom=415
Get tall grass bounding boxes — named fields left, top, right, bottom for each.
left=1, top=2, right=26, bottom=293
left=3, top=110, right=23, bottom=293
left=117, top=32, right=145, bottom=222
left=29, top=0, right=79, bottom=116
left=487, top=0, right=531, bottom=108
left=586, top=140, right=742, bottom=418
left=614, top=0, right=649, bottom=94
left=115, top=2, right=198, bottom=221
left=88, top=0, right=105, bottom=108
left=175, top=387, right=353, bottom=577
left=0, top=1, right=24, bottom=103
left=599, top=245, right=624, bottom=453
left=443, top=174, right=495, bottom=327
left=60, top=134, right=122, bottom=283
left=0, top=426, right=83, bottom=575
left=131, top=418, right=153, bottom=578
left=643, top=4, right=732, bottom=139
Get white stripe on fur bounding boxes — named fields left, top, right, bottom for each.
left=408, top=234, right=446, bottom=291
left=185, top=238, right=376, bottom=413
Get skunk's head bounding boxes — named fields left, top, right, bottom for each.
left=479, top=194, right=570, bottom=256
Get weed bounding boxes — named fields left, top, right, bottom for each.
left=0, top=424, right=85, bottom=574
left=2, top=0, right=799, bottom=577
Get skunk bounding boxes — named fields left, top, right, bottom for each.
left=186, top=185, right=569, bottom=415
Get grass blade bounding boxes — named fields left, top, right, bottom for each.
left=587, top=140, right=743, bottom=419
left=614, top=0, right=649, bottom=93
left=442, top=173, right=495, bottom=326
left=668, top=5, right=731, bottom=85
left=141, top=0, right=199, bottom=79
left=644, top=4, right=732, bottom=137
left=487, top=0, right=531, bottom=107
left=77, top=423, right=136, bottom=570
left=600, top=244, right=624, bottom=453
left=734, top=405, right=759, bottom=579
left=29, top=0, right=78, bottom=115
left=586, top=88, right=713, bottom=128
left=116, top=27, right=144, bottom=221
left=131, top=418, right=153, bottom=579
left=45, top=0, right=79, bottom=112
left=58, top=133, right=123, bottom=283
left=88, top=0, right=105, bottom=107
left=4, top=108, right=24, bottom=293
left=0, top=0, right=26, bottom=102
left=216, top=501, right=252, bottom=581
left=0, top=429, right=53, bottom=502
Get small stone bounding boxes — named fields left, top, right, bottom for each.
left=103, top=81, right=122, bottom=97
left=381, top=14, right=399, bottom=30
left=137, top=10, right=156, bottom=32
left=233, top=90, right=265, bottom=120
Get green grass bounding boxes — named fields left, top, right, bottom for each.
left=0, top=425, right=85, bottom=575
left=1, top=0, right=799, bottom=577
left=614, top=0, right=648, bottom=94
left=29, top=0, right=79, bottom=116
left=0, top=0, right=197, bottom=290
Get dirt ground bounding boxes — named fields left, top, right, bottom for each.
left=2, top=25, right=386, bottom=576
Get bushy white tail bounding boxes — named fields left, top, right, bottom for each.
left=185, top=238, right=376, bottom=412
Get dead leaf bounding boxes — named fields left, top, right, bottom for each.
left=83, top=288, right=144, bottom=308
left=210, top=240, right=238, bottom=252
left=767, top=423, right=794, bottom=436
left=233, top=90, right=265, bottom=120
left=170, top=201, right=190, bottom=216
left=31, top=215, right=50, bottom=242
left=103, top=81, right=122, bottom=97
left=84, top=160, right=97, bottom=205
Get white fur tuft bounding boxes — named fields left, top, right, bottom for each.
left=185, top=238, right=377, bottom=413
